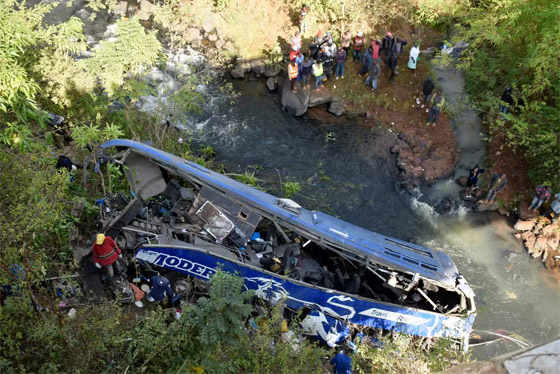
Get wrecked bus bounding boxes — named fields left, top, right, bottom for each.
left=91, top=139, right=476, bottom=349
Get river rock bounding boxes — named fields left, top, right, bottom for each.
left=201, top=14, right=216, bottom=33
left=456, top=177, right=467, bottom=187
left=215, top=39, right=225, bottom=49
left=308, top=86, right=332, bottom=107
left=207, top=34, right=218, bottom=42
left=251, top=59, right=266, bottom=76
left=113, top=1, right=128, bottom=16
left=231, top=61, right=251, bottom=78
left=223, top=41, right=235, bottom=51
left=278, top=77, right=309, bottom=116
left=137, top=0, right=157, bottom=20
left=328, top=99, right=345, bottom=116
left=266, top=77, right=277, bottom=91
left=265, top=64, right=282, bottom=78
left=514, top=219, right=535, bottom=232
left=186, top=28, right=202, bottom=44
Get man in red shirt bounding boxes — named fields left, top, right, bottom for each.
left=92, top=233, right=122, bottom=282
left=371, top=39, right=381, bottom=62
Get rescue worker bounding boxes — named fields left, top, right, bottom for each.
left=92, top=233, right=122, bottom=283
left=426, top=90, right=445, bottom=126
left=312, top=59, right=323, bottom=90
left=288, top=59, right=299, bottom=92
left=330, top=347, right=353, bottom=374
left=529, top=184, right=552, bottom=211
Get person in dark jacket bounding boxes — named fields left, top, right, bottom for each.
left=466, top=164, right=485, bottom=197
left=301, top=56, right=313, bottom=89
left=391, top=37, right=407, bottom=55
left=358, top=46, right=373, bottom=75
left=387, top=50, right=398, bottom=84
left=334, top=46, right=347, bottom=79
left=321, top=50, right=334, bottom=81
left=146, top=275, right=177, bottom=304
left=365, top=59, right=381, bottom=91
left=484, top=173, right=507, bottom=203
left=381, top=32, right=395, bottom=62
left=422, top=77, right=435, bottom=110
left=529, top=184, right=552, bottom=211
left=308, top=37, right=320, bottom=59
left=499, top=86, right=514, bottom=120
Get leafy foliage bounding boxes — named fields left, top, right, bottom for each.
left=283, top=181, right=302, bottom=198
left=455, top=0, right=560, bottom=186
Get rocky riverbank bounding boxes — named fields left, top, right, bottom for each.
left=513, top=209, right=560, bottom=272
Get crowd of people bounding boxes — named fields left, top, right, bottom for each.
left=285, top=20, right=451, bottom=127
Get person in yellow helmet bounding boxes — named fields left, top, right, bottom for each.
left=92, top=233, right=122, bottom=283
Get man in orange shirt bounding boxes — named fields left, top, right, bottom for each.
left=92, top=233, right=122, bottom=283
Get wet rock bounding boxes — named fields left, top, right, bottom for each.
left=473, top=201, right=499, bottom=212
left=390, top=145, right=400, bottom=154
left=518, top=201, right=539, bottom=220
left=251, top=59, right=266, bottom=76
left=308, top=87, right=332, bottom=107
left=265, top=64, right=282, bottom=78
left=201, top=14, right=216, bottom=33
left=422, top=147, right=455, bottom=181
left=278, top=77, right=309, bottom=116
left=328, top=99, right=345, bottom=116
left=113, top=1, right=128, bottom=16
left=207, top=34, right=218, bottom=42
left=456, top=177, right=467, bottom=187
left=514, top=219, right=535, bottom=232
left=266, top=77, right=277, bottom=91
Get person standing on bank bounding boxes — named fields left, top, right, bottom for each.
left=288, top=59, right=299, bottom=93
left=485, top=173, right=507, bottom=203
left=466, top=164, right=485, bottom=197
left=499, top=86, right=514, bottom=120
left=312, top=59, right=323, bottom=90
left=335, top=46, right=347, bottom=79
left=408, top=42, right=420, bottom=75
left=422, top=77, right=435, bottom=110
left=426, top=90, right=445, bottom=126
left=352, top=32, right=364, bottom=62
left=301, top=56, right=313, bottom=89
left=529, top=184, right=552, bottom=211
left=365, top=58, right=381, bottom=92
left=92, top=233, right=122, bottom=283
left=341, top=30, right=351, bottom=60
left=543, top=193, right=560, bottom=223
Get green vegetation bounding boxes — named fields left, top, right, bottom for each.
left=282, top=181, right=302, bottom=198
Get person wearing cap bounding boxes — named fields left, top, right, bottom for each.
left=326, top=39, right=337, bottom=57
left=295, top=51, right=305, bottom=83
left=321, top=49, right=334, bottom=81
left=382, top=32, right=395, bottom=61
left=92, top=233, right=122, bottom=282
left=335, top=46, right=347, bottom=79
left=352, top=32, right=364, bottom=63
left=426, top=90, right=445, bottom=125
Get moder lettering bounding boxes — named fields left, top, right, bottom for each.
left=144, top=251, right=216, bottom=280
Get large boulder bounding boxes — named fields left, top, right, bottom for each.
left=207, top=34, right=218, bottom=42
left=422, top=147, right=456, bottom=181
left=514, top=219, right=536, bottom=232
left=215, top=39, right=225, bottom=49
left=328, top=99, right=345, bottom=116
left=278, top=77, right=309, bottom=116
left=308, top=86, right=332, bottom=107
left=137, top=0, right=157, bottom=20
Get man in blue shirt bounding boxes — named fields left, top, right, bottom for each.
left=330, top=349, right=352, bottom=374
left=146, top=275, right=176, bottom=303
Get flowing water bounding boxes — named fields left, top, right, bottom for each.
left=30, top=3, right=560, bottom=359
